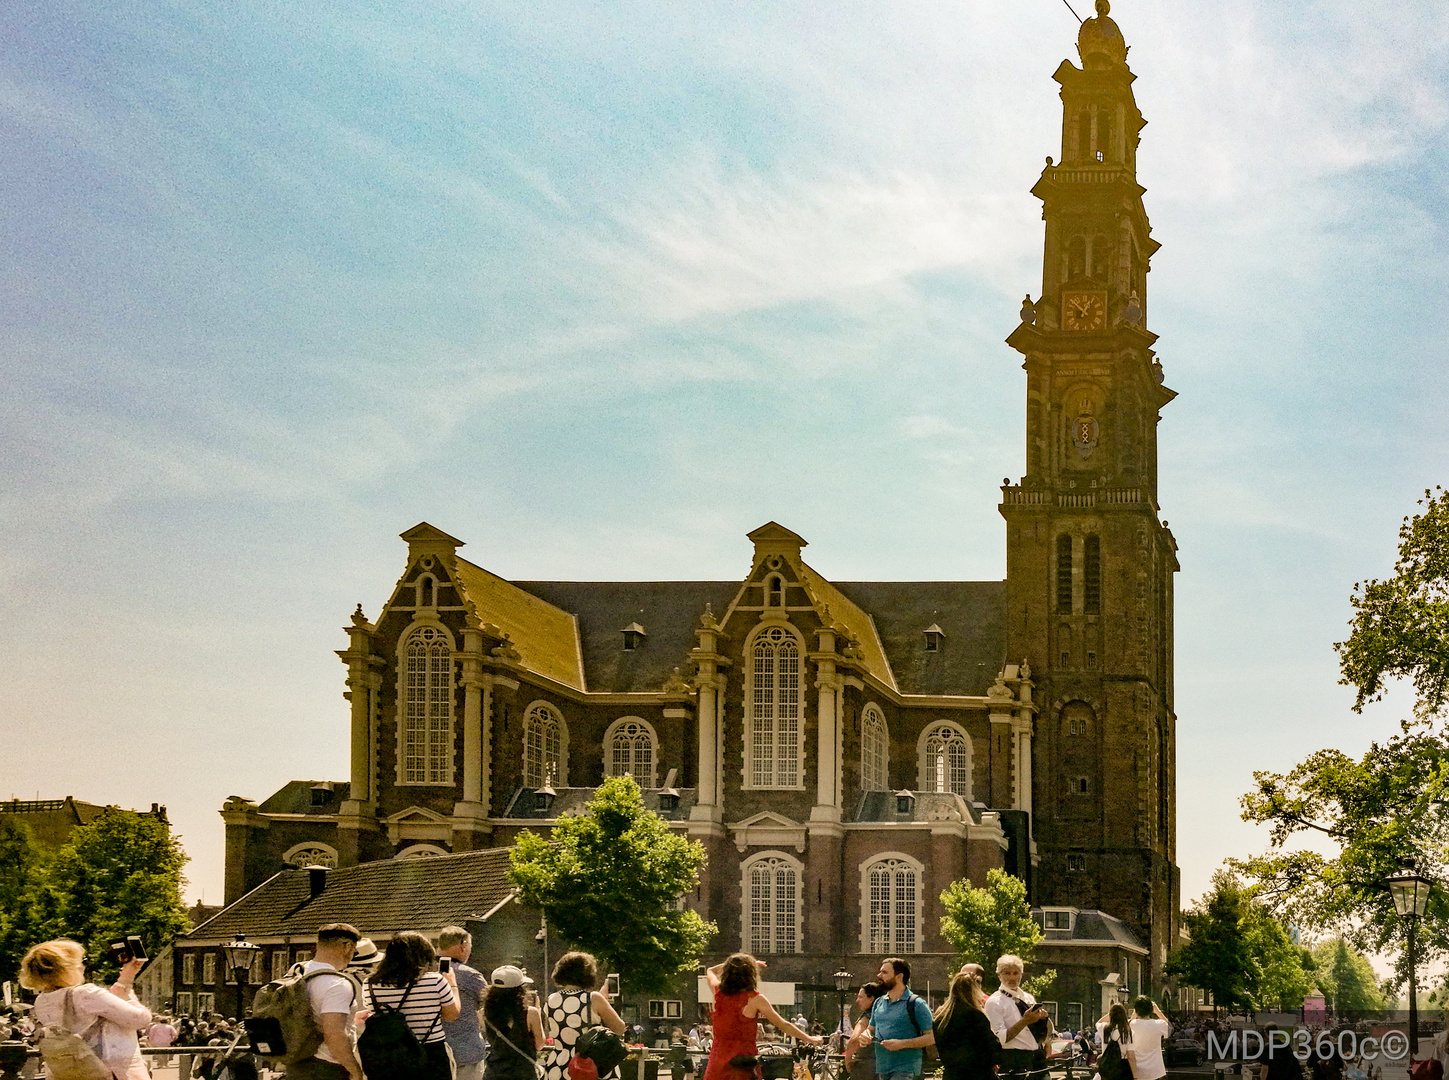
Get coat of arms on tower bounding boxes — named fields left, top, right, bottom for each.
left=1071, top=397, right=1100, bottom=458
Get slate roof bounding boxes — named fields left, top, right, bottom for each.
left=1035, top=908, right=1148, bottom=954
left=185, top=848, right=516, bottom=943
left=507, top=579, right=1007, bottom=697
left=852, top=790, right=989, bottom=825
left=501, top=786, right=697, bottom=822
left=256, top=781, right=351, bottom=815
left=513, top=582, right=739, bottom=694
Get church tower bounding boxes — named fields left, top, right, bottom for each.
left=1002, top=0, right=1180, bottom=978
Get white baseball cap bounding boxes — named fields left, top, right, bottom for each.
left=491, top=965, right=530, bottom=988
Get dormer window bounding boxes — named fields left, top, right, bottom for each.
left=765, top=574, right=784, bottom=608
left=1042, top=909, right=1074, bottom=930
left=923, top=624, right=945, bottom=652
left=621, top=623, right=646, bottom=651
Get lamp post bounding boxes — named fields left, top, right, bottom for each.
left=220, top=935, right=262, bottom=1022
left=536, top=916, right=549, bottom=1001
left=1386, top=859, right=1432, bottom=1064
left=833, top=970, right=854, bottom=1038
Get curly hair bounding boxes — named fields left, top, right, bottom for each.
left=718, top=954, right=759, bottom=996
left=553, top=951, right=599, bottom=989
left=373, top=931, right=436, bottom=987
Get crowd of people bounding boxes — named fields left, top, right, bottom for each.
left=9, top=932, right=1164, bottom=1080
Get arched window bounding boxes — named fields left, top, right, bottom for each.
left=1085, top=535, right=1101, bottom=614
left=283, top=843, right=338, bottom=868
left=746, top=626, right=803, bottom=788
left=606, top=718, right=657, bottom=786
left=1077, top=110, right=1091, bottom=161
left=861, top=705, right=889, bottom=792
left=402, top=626, right=454, bottom=785
left=523, top=702, right=566, bottom=787
left=1090, top=235, right=1109, bottom=280
left=765, top=574, right=785, bottom=608
left=920, top=723, right=971, bottom=797
left=1062, top=701, right=1094, bottom=738
left=743, top=854, right=801, bottom=955
left=416, top=574, right=436, bottom=608
left=862, top=856, right=921, bottom=954
left=395, top=844, right=450, bottom=859
left=1056, top=534, right=1074, bottom=614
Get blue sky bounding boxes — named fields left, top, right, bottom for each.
left=2, top=0, right=1448, bottom=912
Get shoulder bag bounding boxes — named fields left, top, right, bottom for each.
left=38, top=988, right=110, bottom=1080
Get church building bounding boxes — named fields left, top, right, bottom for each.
left=220, top=1, right=1179, bottom=1021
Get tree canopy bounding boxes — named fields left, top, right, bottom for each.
left=1337, top=487, right=1449, bottom=719
left=1167, top=871, right=1315, bottom=1012
left=1232, top=489, right=1449, bottom=991
left=1311, top=937, right=1385, bottom=1014
left=0, top=808, right=189, bottom=983
left=939, top=868, right=1055, bottom=995
left=508, top=777, right=716, bottom=995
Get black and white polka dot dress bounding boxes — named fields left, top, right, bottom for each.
left=544, top=988, right=612, bottom=1080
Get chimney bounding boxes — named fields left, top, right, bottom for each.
left=307, top=865, right=329, bottom=898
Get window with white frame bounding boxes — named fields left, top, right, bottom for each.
left=523, top=702, right=565, bottom=787
left=864, top=856, right=920, bottom=954
left=175, top=992, right=192, bottom=1016
left=182, top=954, right=196, bottom=985
left=745, top=854, right=801, bottom=954
left=607, top=718, right=656, bottom=786
left=861, top=704, right=889, bottom=792
left=196, top=992, right=215, bottom=1017
left=271, top=951, right=288, bottom=981
left=402, top=625, right=454, bottom=784
left=747, top=626, right=803, bottom=788
left=922, top=723, right=971, bottom=796
left=250, top=950, right=265, bottom=985
left=203, top=953, right=216, bottom=985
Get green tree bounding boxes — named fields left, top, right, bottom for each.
left=1232, top=490, right=1449, bottom=991
left=1336, top=487, right=1449, bottom=719
left=1166, top=872, right=1260, bottom=1012
left=0, top=819, right=49, bottom=980
left=1311, top=938, right=1386, bottom=1014
left=1241, top=904, right=1315, bottom=1010
left=939, top=868, right=1055, bottom=996
left=508, top=777, right=716, bottom=994
left=24, top=808, right=189, bottom=980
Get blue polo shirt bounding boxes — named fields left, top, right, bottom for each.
left=871, top=990, right=933, bottom=1076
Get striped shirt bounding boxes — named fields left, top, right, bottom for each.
left=366, top=973, right=455, bottom=1044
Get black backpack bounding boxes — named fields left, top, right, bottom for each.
left=1099, top=1035, right=1131, bottom=1080
left=358, top=981, right=437, bottom=1077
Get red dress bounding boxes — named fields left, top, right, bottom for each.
left=704, top=990, right=761, bottom=1080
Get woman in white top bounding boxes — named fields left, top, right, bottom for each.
left=22, top=938, right=152, bottom=1080
left=1126, top=998, right=1172, bottom=1080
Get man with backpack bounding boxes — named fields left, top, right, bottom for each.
left=868, top=958, right=935, bottom=1080
left=289, top=923, right=367, bottom=1080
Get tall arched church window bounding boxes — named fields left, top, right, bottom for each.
left=922, top=723, right=971, bottom=796
left=746, top=626, right=803, bottom=788
left=402, top=626, right=454, bottom=784
left=765, top=574, right=785, bottom=608
left=861, top=705, right=889, bottom=792
left=416, top=574, right=437, bottom=608
left=744, top=855, right=801, bottom=954
left=606, top=718, right=656, bottom=786
left=1077, top=110, right=1091, bottom=161
left=1085, top=535, right=1101, bottom=615
left=523, top=703, right=566, bottom=787
left=864, top=857, right=920, bottom=954
left=1098, top=113, right=1114, bottom=161
left=1057, top=534, right=1074, bottom=614
left=1090, top=235, right=1109, bottom=280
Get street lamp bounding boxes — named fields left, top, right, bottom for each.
left=833, top=970, right=854, bottom=1037
left=1386, top=859, right=1433, bottom=1063
left=220, top=935, right=262, bottom=1021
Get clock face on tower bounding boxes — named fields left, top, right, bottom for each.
left=1062, top=290, right=1108, bottom=331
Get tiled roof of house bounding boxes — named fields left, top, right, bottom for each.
left=852, top=790, right=989, bottom=825
left=1035, top=907, right=1148, bottom=954
left=185, top=848, right=517, bottom=944
left=500, top=786, right=696, bottom=822
left=795, top=565, right=895, bottom=689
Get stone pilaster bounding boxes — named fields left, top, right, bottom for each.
left=689, top=607, right=728, bottom=832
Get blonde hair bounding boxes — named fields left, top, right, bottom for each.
left=19, top=940, right=86, bottom=992
left=934, top=971, right=986, bottom=1030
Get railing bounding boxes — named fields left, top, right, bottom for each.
left=1001, top=486, right=1147, bottom=509
left=0, top=799, right=67, bottom=813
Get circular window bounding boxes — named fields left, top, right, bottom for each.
left=767, top=556, right=782, bottom=569
left=421, top=555, right=435, bottom=569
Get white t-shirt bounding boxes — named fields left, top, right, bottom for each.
left=1128, top=1018, right=1171, bottom=1080
left=985, top=988, right=1040, bottom=1051
left=304, top=960, right=360, bottom=1065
